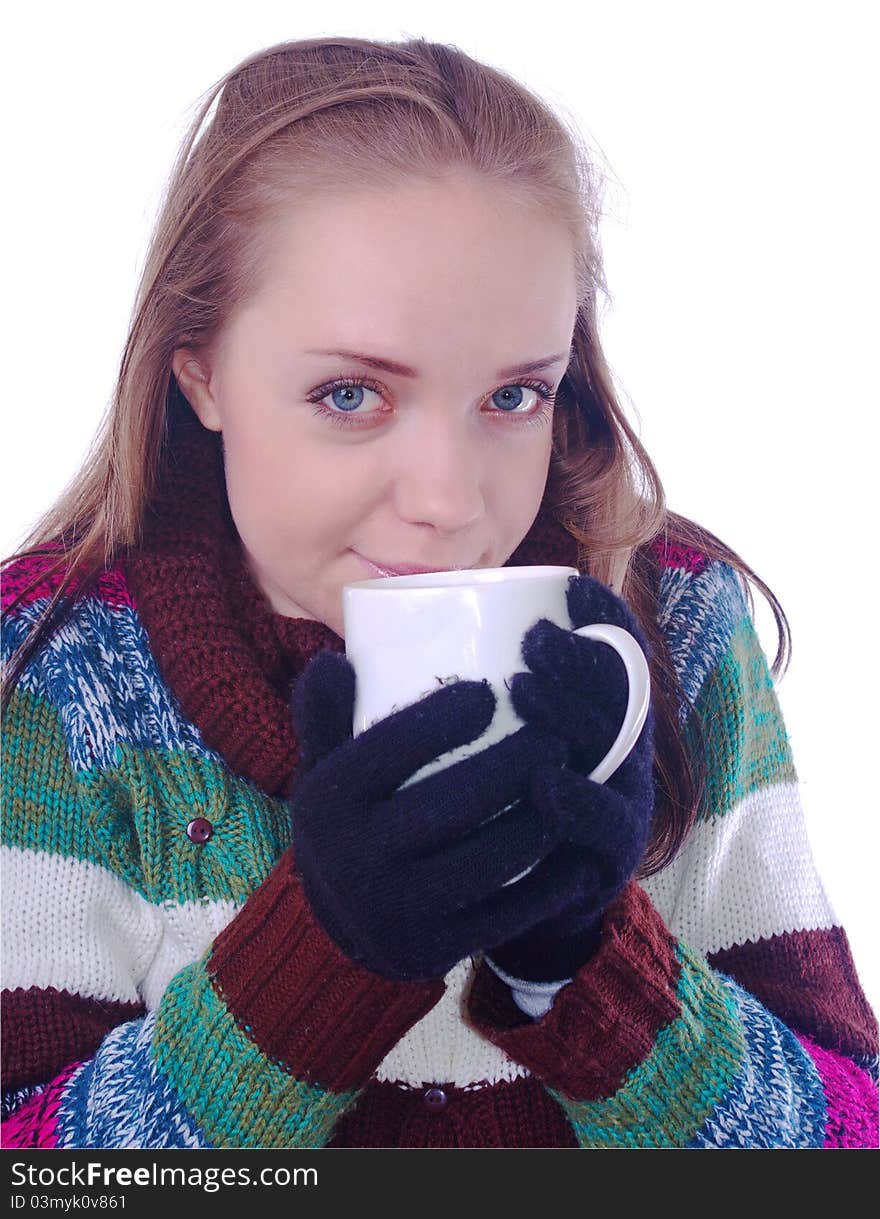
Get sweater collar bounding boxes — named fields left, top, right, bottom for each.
left=126, top=391, right=578, bottom=797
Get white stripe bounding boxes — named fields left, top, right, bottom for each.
left=1, top=844, right=524, bottom=1089
left=639, top=780, right=838, bottom=955
left=1, top=846, right=238, bottom=1009
left=1, top=846, right=527, bottom=1090
left=6, top=780, right=833, bottom=1093
left=377, top=779, right=839, bottom=1088
left=375, top=957, right=530, bottom=1088
left=142, top=896, right=239, bottom=1009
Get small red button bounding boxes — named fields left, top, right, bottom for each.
left=424, top=1087, right=448, bottom=1111
left=186, top=818, right=213, bottom=844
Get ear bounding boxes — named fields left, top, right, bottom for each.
left=171, top=347, right=223, bottom=432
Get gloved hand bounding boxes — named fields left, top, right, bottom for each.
left=289, top=649, right=594, bottom=982
left=485, top=573, right=657, bottom=984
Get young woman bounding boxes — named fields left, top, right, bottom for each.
left=1, top=35, right=876, bottom=1148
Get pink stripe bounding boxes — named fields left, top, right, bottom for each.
left=1, top=552, right=132, bottom=614
left=650, top=537, right=709, bottom=575
left=795, top=1033, right=879, bottom=1148
left=0, top=1061, right=84, bottom=1148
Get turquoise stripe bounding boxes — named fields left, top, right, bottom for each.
left=685, top=615, right=797, bottom=822
left=549, top=943, right=745, bottom=1147
left=152, top=959, right=358, bottom=1148
left=3, top=682, right=290, bottom=905
left=79, top=742, right=291, bottom=904
left=2, top=685, right=103, bottom=866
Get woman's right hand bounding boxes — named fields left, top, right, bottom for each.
left=288, top=650, right=573, bottom=982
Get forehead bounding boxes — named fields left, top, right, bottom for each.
left=244, top=178, right=578, bottom=354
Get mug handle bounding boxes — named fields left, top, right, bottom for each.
left=570, top=623, right=651, bottom=784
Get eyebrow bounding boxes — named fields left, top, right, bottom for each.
left=304, top=347, right=571, bottom=379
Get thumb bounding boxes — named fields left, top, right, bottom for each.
left=291, top=650, right=357, bottom=773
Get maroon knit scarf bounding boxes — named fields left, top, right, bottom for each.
left=126, top=392, right=579, bottom=799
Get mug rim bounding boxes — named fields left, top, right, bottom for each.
left=343, top=564, right=580, bottom=593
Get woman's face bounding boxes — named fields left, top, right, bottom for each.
left=173, top=173, right=578, bottom=637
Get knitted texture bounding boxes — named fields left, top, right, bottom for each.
left=2, top=406, right=877, bottom=1147
left=1, top=1062, right=83, bottom=1149
left=205, top=849, right=444, bottom=1093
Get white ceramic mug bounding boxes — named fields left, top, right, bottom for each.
left=342, top=565, right=651, bottom=789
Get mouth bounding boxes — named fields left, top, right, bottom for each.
left=352, top=551, right=475, bottom=578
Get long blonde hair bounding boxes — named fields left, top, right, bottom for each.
left=0, top=35, right=790, bottom=872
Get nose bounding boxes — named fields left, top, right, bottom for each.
left=391, top=413, right=485, bottom=534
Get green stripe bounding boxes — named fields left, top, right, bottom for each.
left=79, top=743, right=291, bottom=903
left=152, top=959, right=357, bottom=1148
left=685, top=615, right=797, bottom=822
left=1, top=685, right=103, bottom=865
left=549, top=943, right=745, bottom=1147
left=3, top=685, right=290, bottom=904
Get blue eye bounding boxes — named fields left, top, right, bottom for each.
left=492, top=386, right=530, bottom=412
left=306, top=376, right=557, bottom=430
left=327, top=384, right=379, bottom=413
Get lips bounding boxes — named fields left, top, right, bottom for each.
left=353, top=552, right=471, bottom=578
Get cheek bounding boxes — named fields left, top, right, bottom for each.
left=221, top=426, right=378, bottom=547
left=492, top=431, right=552, bottom=508
left=476, top=443, right=548, bottom=563
left=222, top=434, right=287, bottom=524
left=516, top=437, right=554, bottom=535
left=218, top=422, right=305, bottom=542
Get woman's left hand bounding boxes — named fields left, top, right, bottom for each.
left=485, top=573, right=657, bottom=983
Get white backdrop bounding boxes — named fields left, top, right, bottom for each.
left=3, top=1, right=877, bottom=1016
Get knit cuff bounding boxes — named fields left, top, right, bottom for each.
left=206, top=849, right=446, bottom=1093
left=467, top=881, right=682, bottom=1099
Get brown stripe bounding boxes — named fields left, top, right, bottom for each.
left=328, top=1075, right=577, bottom=1147
left=708, top=926, right=878, bottom=1061
left=207, top=850, right=445, bottom=1092
left=467, top=881, right=682, bottom=1100
left=1, top=986, right=146, bottom=1091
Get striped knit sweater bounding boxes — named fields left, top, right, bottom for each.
left=1, top=442, right=878, bottom=1146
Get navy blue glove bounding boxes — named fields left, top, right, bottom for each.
left=485, top=574, right=656, bottom=984
left=288, top=650, right=598, bottom=982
